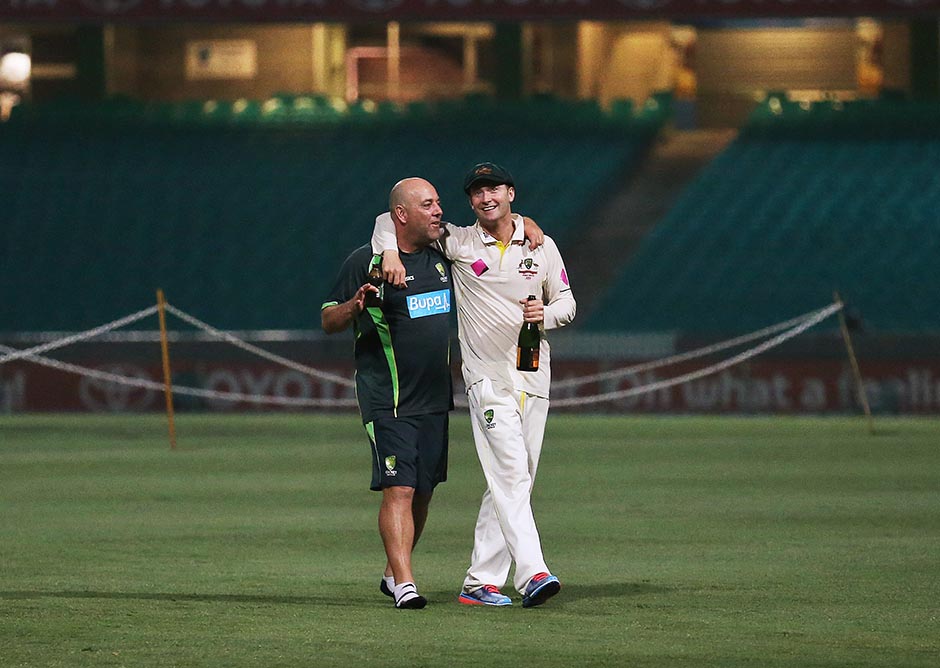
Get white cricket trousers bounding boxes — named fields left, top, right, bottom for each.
left=463, top=376, right=551, bottom=595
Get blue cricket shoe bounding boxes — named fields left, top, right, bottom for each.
left=458, top=584, right=512, bottom=606
left=521, top=572, right=560, bottom=608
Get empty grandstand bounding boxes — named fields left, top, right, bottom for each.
left=1, top=95, right=665, bottom=331
left=586, top=94, right=940, bottom=335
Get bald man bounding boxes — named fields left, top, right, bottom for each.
left=321, top=178, right=455, bottom=609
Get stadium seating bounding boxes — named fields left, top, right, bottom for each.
left=585, top=94, right=940, bottom=334
left=0, top=94, right=664, bottom=331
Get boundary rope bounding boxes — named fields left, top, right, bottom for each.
left=164, top=304, right=355, bottom=387
left=551, top=301, right=842, bottom=407
left=0, top=305, right=158, bottom=365
left=0, top=343, right=357, bottom=408
left=551, top=303, right=838, bottom=389
left=0, top=299, right=842, bottom=409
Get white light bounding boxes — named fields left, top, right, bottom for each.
left=0, top=52, right=32, bottom=87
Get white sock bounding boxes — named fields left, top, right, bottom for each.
left=383, top=575, right=396, bottom=590
left=394, top=581, right=419, bottom=606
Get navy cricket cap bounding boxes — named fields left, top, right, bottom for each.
left=463, top=162, right=514, bottom=194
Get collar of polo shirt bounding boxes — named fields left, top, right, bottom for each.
left=476, top=214, right=526, bottom=246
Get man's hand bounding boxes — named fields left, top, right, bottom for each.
left=352, top=282, right=379, bottom=311
left=522, top=216, right=544, bottom=250
left=322, top=282, right=379, bottom=334
left=382, top=250, right=407, bottom=287
left=519, top=296, right=544, bottom=324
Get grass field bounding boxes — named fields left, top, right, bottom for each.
left=1, top=414, right=938, bottom=667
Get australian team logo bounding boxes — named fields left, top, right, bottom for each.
left=435, top=262, right=448, bottom=283
left=483, top=409, right=496, bottom=430
left=517, top=257, right=539, bottom=280
left=384, top=455, right=397, bottom=476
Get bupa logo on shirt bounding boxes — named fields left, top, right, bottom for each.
left=407, top=289, right=451, bottom=319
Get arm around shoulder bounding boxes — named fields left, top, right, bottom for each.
left=371, top=212, right=398, bottom=254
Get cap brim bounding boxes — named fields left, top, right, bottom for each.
left=465, top=178, right=511, bottom=193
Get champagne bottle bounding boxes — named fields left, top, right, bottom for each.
left=364, top=263, right=383, bottom=308
left=516, top=295, right=540, bottom=372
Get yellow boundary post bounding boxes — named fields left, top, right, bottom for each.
left=156, top=289, right=178, bottom=450
left=834, top=292, right=875, bottom=435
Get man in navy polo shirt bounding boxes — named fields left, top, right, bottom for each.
left=321, top=177, right=454, bottom=609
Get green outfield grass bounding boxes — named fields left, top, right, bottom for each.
left=1, top=414, right=938, bottom=667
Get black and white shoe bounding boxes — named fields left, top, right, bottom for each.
left=380, top=578, right=394, bottom=598
left=394, top=582, right=427, bottom=609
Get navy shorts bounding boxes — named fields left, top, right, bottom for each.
left=366, top=412, right=449, bottom=494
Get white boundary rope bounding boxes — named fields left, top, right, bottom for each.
left=551, top=303, right=838, bottom=389
left=0, top=300, right=841, bottom=410
left=0, top=343, right=358, bottom=407
left=0, top=343, right=165, bottom=392
left=163, top=304, right=355, bottom=387
left=551, top=301, right=842, bottom=407
left=0, top=302, right=357, bottom=407
left=0, top=305, right=158, bottom=365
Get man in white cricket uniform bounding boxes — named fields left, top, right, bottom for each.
left=372, top=162, right=575, bottom=608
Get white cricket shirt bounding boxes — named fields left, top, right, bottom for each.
left=373, top=213, right=576, bottom=398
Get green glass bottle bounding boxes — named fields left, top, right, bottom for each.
left=516, top=295, right=540, bottom=372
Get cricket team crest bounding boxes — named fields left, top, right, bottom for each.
left=435, top=262, right=448, bottom=283
left=517, top=257, right=538, bottom=280
left=384, top=455, right=397, bottom=476
left=484, top=409, right=496, bottom=430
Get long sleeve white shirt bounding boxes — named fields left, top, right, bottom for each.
left=373, top=212, right=576, bottom=398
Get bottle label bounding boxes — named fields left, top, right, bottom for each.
left=365, top=291, right=382, bottom=308
left=365, top=283, right=383, bottom=308
left=517, top=347, right=539, bottom=372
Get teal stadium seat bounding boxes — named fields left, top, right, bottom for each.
left=0, top=94, right=664, bottom=331
left=585, top=96, right=940, bottom=334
